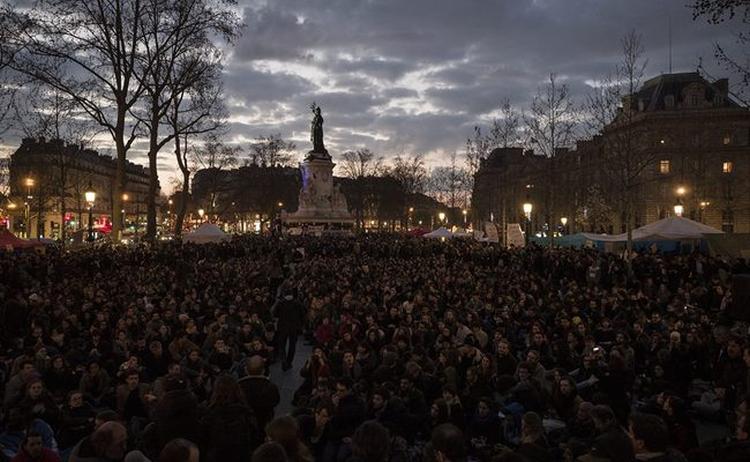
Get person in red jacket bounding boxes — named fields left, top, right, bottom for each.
left=11, top=432, right=61, bottom=462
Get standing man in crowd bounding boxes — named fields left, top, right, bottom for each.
left=273, top=287, right=306, bottom=371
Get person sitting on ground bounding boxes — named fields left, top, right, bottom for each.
left=10, top=432, right=61, bottom=462
left=430, top=423, right=466, bottom=462
left=158, top=439, right=199, bottom=462
left=251, top=442, right=288, bottom=462
left=68, top=421, right=128, bottom=462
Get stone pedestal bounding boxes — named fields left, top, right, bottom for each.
left=282, top=154, right=354, bottom=229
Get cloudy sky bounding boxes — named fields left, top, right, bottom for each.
left=2, top=0, right=744, bottom=191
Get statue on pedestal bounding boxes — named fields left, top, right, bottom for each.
left=307, top=102, right=330, bottom=160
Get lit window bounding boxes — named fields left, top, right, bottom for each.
left=659, top=160, right=671, bottom=174
left=723, top=134, right=731, bottom=145
left=723, top=161, right=734, bottom=173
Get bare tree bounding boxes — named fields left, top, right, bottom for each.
left=489, top=98, right=521, bottom=149
left=340, top=149, right=385, bottom=178
left=14, top=86, right=95, bottom=244
left=465, top=126, right=491, bottom=177
left=133, top=0, right=241, bottom=240
left=0, top=5, right=30, bottom=138
left=525, top=73, right=578, bottom=246
left=693, top=0, right=750, bottom=105
left=6, top=0, right=159, bottom=241
left=166, top=61, right=226, bottom=237
left=189, top=136, right=239, bottom=217
left=575, top=185, right=613, bottom=232
left=391, top=153, right=427, bottom=195
left=248, top=134, right=297, bottom=167
left=585, top=30, right=652, bottom=254
left=427, top=152, right=472, bottom=209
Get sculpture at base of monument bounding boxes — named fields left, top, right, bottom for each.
left=307, top=102, right=331, bottom=160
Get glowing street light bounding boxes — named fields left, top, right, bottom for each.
left=674, top=186, right=686, bottom=217
left=673, top=202, right=684, bottom=217
left=523, top=202, right=533, bottom=217
left=438, top=212, right=446, bottom=223
left=198, top=208, right=205, bottom=221
left=462, top=209, right=468, bottom=225
left=522, top=200, right=533, bottom=246
left=85, top=182, right=96, bottom=241
left=560, top=217, right=568, bottom=226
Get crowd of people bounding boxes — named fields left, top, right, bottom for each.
left=1, top=235, right=750, bottom=462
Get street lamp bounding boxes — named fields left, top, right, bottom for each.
left=462, top=209, right=468, bottom=226
left=438, top=212, right=446, bottom=225
left=674, top=186, right=686, bottom=217
left=24, top=177, right=34, bottom=238
left=698, top=201, right=710, bottom=223
left=122, top=193, right=129, bottom=230
left=673, top=201, right=684, bottom=217
left=85, top=182, right=96, bottom=242
left=522, top=200, right=533, bottom=246
left=198, top=208, right=205, bottom=222
left=560, top=216, right=568, bottom=235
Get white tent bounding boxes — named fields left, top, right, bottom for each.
left=423, top=227, right=454, bottom=239
left=582, top=216, right=723, bottom=242
left=184, top=223, right=230, bottom=244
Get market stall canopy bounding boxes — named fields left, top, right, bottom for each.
left=0, top=229, right=40, bottom=250
left=184, top=223, right=230, bottom=244
left=582, top=216, right=723, bottom=242
left=422, top=227, right=454, bottom=239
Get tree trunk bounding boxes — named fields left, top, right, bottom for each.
left=146, top=105, right=160, bottom=241
left=111, top=107, right=126, bottom=242
left=175, top=169, right=190, bottom=237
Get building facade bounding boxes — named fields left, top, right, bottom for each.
left=6, top=137, right=157, bottom=239
left=472, top=73, right=750, bottom=239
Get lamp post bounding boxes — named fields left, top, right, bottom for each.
left=674, top=186, right=686, bottom=217
left=198, top=208, right=205, bottom=223
left=121, top=193, right=129, bottom=231
left=560, top=216, right=568, bottom=235
left=85, top=182, right=96, bottom=242
left=462, top=209, right=468, bottom=227
left=523, top=200, right=533, bottom=246
left=6, top=201, right=17, bottom=231
left=673, top=201, right=684, bottom=217
left=699, top=201, right=710, bottom=223
left=24, top=177, right=34, bottom=238
left=408, top=206, right=414, bottom=229
left=438, top=212, right=446, bottom=227
left=168, top=199, right=173, bottom=233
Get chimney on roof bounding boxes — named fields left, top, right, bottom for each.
left=713, top=78, right=729, bottom=96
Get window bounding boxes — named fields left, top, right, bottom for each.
left=659, top=160, right=671, bottom=174
left=723, top=161, right=734, bottom=173
left=723, top=134, right=732, bottom=145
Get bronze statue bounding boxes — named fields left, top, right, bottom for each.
left=309, top=102, right=328, bottom=156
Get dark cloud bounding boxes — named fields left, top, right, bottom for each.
left=3, top=0, right=740, bottom=192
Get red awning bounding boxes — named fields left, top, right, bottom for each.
left=0, top=229, right=40, bottom=250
